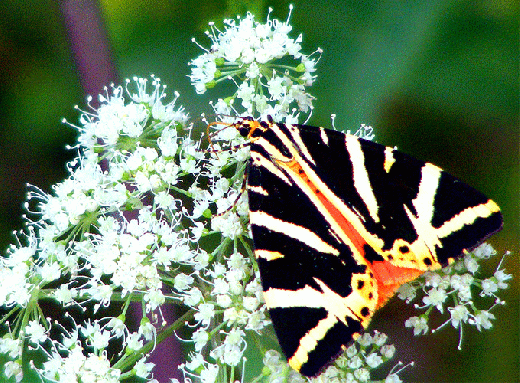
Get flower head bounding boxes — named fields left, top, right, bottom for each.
left=190, top=6, right=321, bottom=122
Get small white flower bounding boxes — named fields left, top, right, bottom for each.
left=366, top=353, right=383, bottom=368
left=216, top=294, right=232, bottom=308
left=422, top=287, right=447, bottom=312
left=107, top=316, right=126, bottom=338
left=225, top=328, right=245, bottom=346
left=4, top=360, right=22, bottom=382
left=200, top=363, right=219, bottom=383
left=424, top=272, right=449, bottom=290
left=473, top=243, right=495, bottom=258
left=464, top=253, right=479, bottom=274
left=449, top=304, right=470, bottom=328
left=134, top=357, right=155, bottom=379
left=223, top=307, right=239, bottom=324
left=25, top=320, right=47, bottom=345
left=222, top=344, right=243, bottom=366
left=213, top=277, right=230, bottom=295
left=195, top=303, right=215, bottom=326
left=397, top=283, right=416, bottom=302
left=345, top=344, right=358, bottom=358
left=184, top=287, right=203, bottom=307
left=451, top=273, right=473, bottom=290
left=91, top=328, right=111, bottom=350
left=211, top=213, right=243, bottom=239
left=39, top=262, right=62, bottom=282
left=353, top=367, right=370, bottom=382
left=347, top=355, right=363, bottom=369
left=357, top=332, right=373, bottom=347
left=126, top=332, right=144, bottom=351
left=144, top=288, right=165, bottom=311
left=246, top=310, right=268, bottom=331
left=174, top=273, right=194, bottom=291
left=472, top=310, right=495, bottom=331
left=212, top=98, right=232, bottom=115
left=372, top=331, right=388, bottom=346
left=494, top=269, right=512, bottom=289
left=193, top=329, right=209, bottom=351
left=380, top=344, right=396, bottom=359
left=481, top=278, right=498, bottom=295
left=0, top=336, right=22, bottom=364
left=242, top=296, right=260, bottom=311
left=139, top=320, right=156, bottom=342
left=184, top=352, right=205, bottom=371
left=405, top=316, right=429, bottom=336
left=54, top=284, right=77, bottom=304
left=135, top=170, right=153, bottom=192
left=385, top=373, right=403, bottom=383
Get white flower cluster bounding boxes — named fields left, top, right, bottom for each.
left=311, top=332, right=399, bottom=383
left=260, top=332, right=401, bottom=383
left=189, top=6, right=321, bottom=122
left=399, top=244, right=511, bottom=346
left=0, top=76, right=269, bottom=382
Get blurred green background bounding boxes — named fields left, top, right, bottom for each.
left=0, top=0, right=517, bottom=382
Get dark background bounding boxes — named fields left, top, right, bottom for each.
left=0, top=0, right=517, bottom=382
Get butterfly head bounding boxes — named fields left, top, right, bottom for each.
left=232, top=117, right=272, bottom=141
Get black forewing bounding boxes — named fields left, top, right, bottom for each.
left=294, top=124, right=502, bottom=265
left=245, top=123, right=502, bottom=376
left=247, top=128, right=367, bottom=376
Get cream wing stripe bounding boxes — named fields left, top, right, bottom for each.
left=263, top=279, right=371, bottom=326
left=286, top=124, right=316, bottom=166
left=250, top=211, right=340, bottom=255
left=406, top=163, right=443, bottom=254
left=345, top=135, right=380, bottom=223
left=384, top=146, right=395, bottom=173
left=250, top=152, right=292, bottom=185
left=319, top=127, right=329, bottom=145
left=436, top=200, right=500, bottom=239
left=255, top=249, right=285, bottom=260
left=413, top=163, right=441, bottom=224
left=247, top=185, right=269, bottom=196
left=288, top=314, right=338, bottom=371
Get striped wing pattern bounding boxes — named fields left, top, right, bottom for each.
left=236, top=120, right=502, bottom=377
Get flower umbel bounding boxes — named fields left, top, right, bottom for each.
left=190, top=6, right=321, bottom=122
left=399, top=246, right=510, bottom=349
left=259, top=332, right=401, bottom=383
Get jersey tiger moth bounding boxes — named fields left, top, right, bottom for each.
left=219, top=117, right=503, bottom=377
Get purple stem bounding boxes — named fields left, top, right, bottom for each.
left=60, top=0, right=118, bottom=100
left=59, top=1, right=183, bottom=381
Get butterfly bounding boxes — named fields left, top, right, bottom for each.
left=218, top=117, right=502, bottom=377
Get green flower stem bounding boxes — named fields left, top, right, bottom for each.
left=113, top=308, right=195, bottom=373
